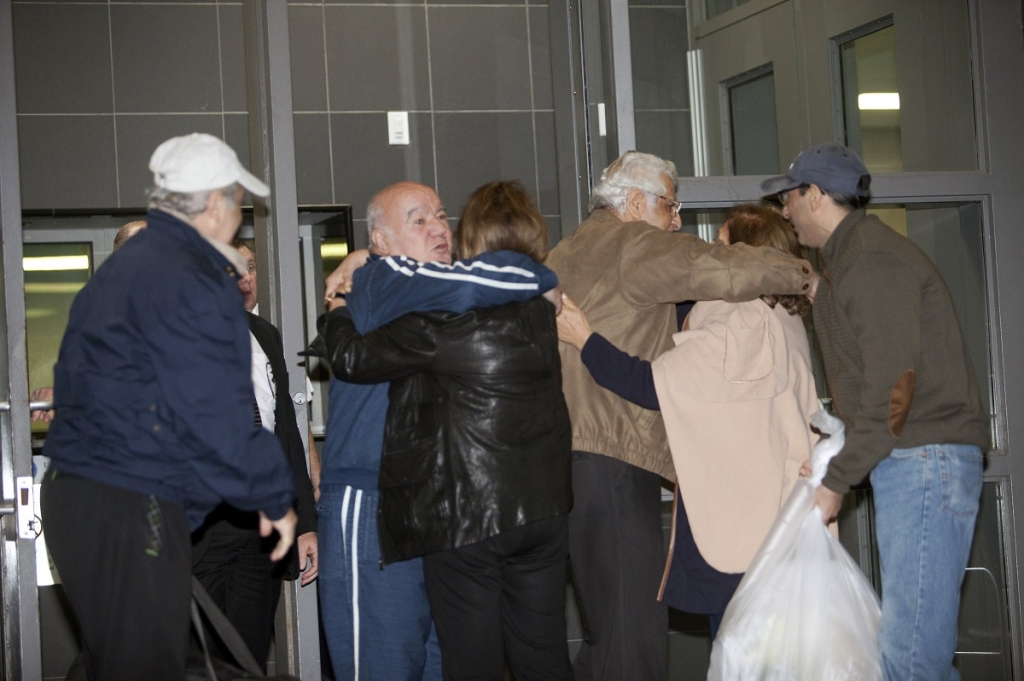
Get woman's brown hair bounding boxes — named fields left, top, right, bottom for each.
left=726, top=202, right=811, bottom=317
left=456, top=181, right=548, bottom=262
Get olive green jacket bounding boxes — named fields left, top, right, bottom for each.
left=546, top=209, right=816, bottom=479
left=814, top=209, right=989, bottom=494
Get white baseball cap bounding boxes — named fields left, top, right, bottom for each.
left=149, top=133, right=270, bottom=197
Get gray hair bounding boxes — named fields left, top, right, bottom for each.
left=366, top=197, right=386, bottom=242
left=588, top=151, right=678, bottom=213
left=366, top=191, right=397, bottom=244
left=146, top=182, right=240, bottom=219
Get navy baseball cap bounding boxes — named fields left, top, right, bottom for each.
left=761, top=142, right=871, bottom=198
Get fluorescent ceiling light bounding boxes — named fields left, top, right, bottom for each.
left=23, top=255, right=90, bottom=272
left=24, top=282, right=86, bottom=294
left=320, top=243, right=350, bottom=259
left=858, top=92, right=900, bottom=110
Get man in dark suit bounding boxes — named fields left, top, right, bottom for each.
left=192, top=241, right=319, bottom=670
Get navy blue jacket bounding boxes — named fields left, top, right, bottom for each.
left=44, top=210, right=295, bottom=530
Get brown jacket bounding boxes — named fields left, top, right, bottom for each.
left=814, top=209, right=989, bottom=494
left=546, top=209, right=816, bottom=478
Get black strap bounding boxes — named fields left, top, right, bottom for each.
left=191, top=576, right=264, bottom=676
left=191, top=599, right=220, bottom=681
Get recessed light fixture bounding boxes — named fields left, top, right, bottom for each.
left=23, top=255, right=90, bottom=272
left=24, top=283, right=86, bottom=294
left=858, top=92, right=900, bottom=110
left=320, top=243, right=350, bottom=259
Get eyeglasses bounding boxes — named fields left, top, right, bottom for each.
left=779, top=184, right=810, bottom=206
left=648, top=192, right=682, bottom=215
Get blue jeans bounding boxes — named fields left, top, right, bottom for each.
left=870, top=443, right=982, bottom=681
left=318, top=483, right=442, bottom=681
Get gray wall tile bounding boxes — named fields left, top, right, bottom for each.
left=430, top=7, right=532, bottom=111
left=330, top=112, right=435, bottom=221
left=218, top=3, right=248, bottom=113
left=325, top=6, right=430, bottom=111
left=293, top=113, right=334, bottom=205
left=535, top=111, right=559, bottom=215
left=326, top=0, right=420, bottom=5
left=544, top=216, right=562, bottom=249
left=635, top=110, right=694, bottom=177
left=115, top=114, right=224, bottom=207
left=427, top=0, right=522, bottom=5
left=12, top=4, right=112, bottom=114
left=629, top=6, right=690, bottom=110
left=223, top=113, right=251, bottom=172
left=528, top=6, right=554, bottom=111
left=434, top=112, right=535, bottom=216
left=289, top=5, right=328, bottom=111
left=110, top=5, right=222, bottom=113
left=18, top=115, right=118, bottom=210
left=9, top=0, right=561, bottom=230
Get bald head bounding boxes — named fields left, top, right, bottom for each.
left=366, top=182, right=453, bottom=264
left=113, top=221, right=147, bottom=250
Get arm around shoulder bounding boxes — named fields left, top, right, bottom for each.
left=315, top=307, right=438, bottom=383
left=620, top=227, right=814, bottom=305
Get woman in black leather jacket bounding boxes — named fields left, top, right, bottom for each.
left=318, top=181, right=573, bottom=680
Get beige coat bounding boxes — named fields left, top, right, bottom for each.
left=546, top=209, right=816, bottom=479
left=652, top=300, right=818, bottom=573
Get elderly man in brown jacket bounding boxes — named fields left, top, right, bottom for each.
left=546, top=151, right=815, bottom=681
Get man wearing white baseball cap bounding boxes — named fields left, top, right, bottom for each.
left=40, top=133, right=297, bottom=681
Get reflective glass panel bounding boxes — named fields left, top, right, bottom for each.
left=728, top=68, right=780, bottom=175
left=955, top=481, right=1014, bottom=678
left=836, top=5, right=977, bottom=172
left=706, top=0, right=752, bottom=21
left=23, top=243, right=92, bottom=434
left=840, top=24, right=903, bottom=172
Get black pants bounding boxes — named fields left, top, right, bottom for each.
left=40, top=470, right=192, bottom=681
left=192, top=505, right=283, bottom=670
left=423, top=515, right=573, bottom=681
left=568, top=452, right=668, bottom=681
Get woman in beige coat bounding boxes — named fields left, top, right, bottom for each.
left=557, top=203, right=819, bottom=638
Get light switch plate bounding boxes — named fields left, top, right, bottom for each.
left=388, top=111, right=410, bottom=145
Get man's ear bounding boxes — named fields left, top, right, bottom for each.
left=369, top=228, right=390, bottom=256
left=807, top=184, right=823, bottom=211
left=624, top=188, right=647, bottom=220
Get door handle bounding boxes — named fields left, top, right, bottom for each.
left=0, top=400, right=53, bottom=412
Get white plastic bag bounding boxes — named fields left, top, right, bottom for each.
left=707, top=410, right=882, bottom=681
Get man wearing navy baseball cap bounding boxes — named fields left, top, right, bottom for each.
left=763, top=142, right=988, bottom=680
left=41, top=133, right=297, bottom=680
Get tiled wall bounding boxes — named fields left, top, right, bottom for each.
left=12, top=0, right=560, bottom=247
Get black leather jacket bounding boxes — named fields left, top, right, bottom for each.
left=315, top=298, right=572, bottom=563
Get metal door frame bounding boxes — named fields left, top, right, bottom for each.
left=0, top=0, right=41, bottom=677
